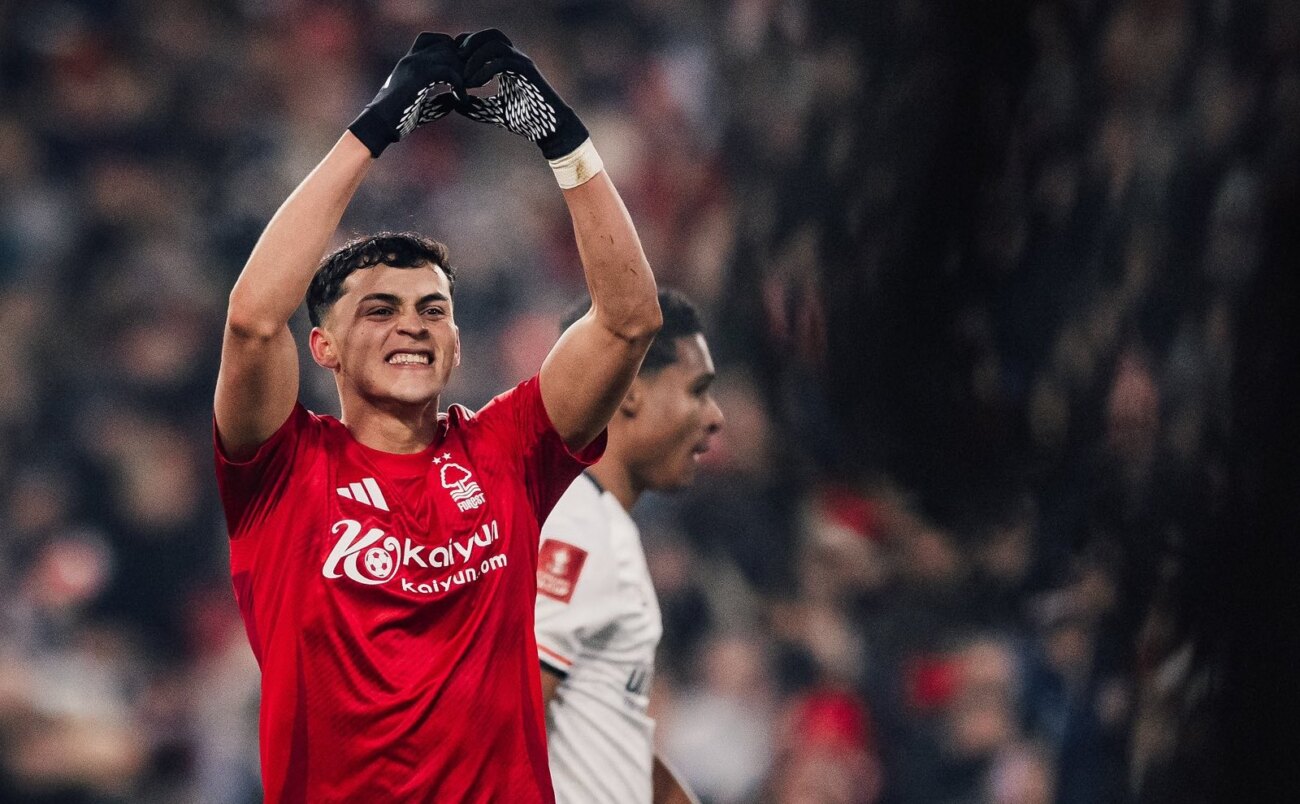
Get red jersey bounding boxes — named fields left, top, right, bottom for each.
left=214, top=376, right=603, bottom=803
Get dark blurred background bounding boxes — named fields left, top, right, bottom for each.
left=1, top=0, right=1296, bottom=802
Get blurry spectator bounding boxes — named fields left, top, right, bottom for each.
left=766, top=686, right=883, bottom=804
left=661, top=634, right=776, bottom=803
left=0, top=534, right=148, bottom=799
left=986, top=741, right=1056, bottom=804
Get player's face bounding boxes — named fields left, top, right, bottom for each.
left=312, top=263, right=460, bottom=408
left=628, top=334, right=724, bottom=491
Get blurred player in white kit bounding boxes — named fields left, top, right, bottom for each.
left=534, top=289, right=723, bottom=804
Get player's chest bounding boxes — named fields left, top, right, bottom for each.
left=581, top=534, right=664, bottom=650
left=613, top=525, right=663, bottom=637
left=315, top=448, right=525, bottom=601
left=615, top=568, right=663, bottom=652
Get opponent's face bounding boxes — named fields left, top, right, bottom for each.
left=625, top=334, right=724, bottom=492
left=309, top=263, right=460, bottom=408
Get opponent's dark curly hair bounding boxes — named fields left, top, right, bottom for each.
left=307, top=232, right=454, bottom=327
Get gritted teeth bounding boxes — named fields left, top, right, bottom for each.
left=387, top=352, right=431, bottom=365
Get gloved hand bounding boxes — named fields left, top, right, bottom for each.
left=348, top=32, right=465, bottom=158
left=453, top=29, right=590, bottom=160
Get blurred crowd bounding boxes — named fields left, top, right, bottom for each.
left=1, top=0, right=1295, bottom=802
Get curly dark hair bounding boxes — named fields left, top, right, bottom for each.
left=307, top=232, right=455, bottom=327
left=561, top=287, right=703, bottom=374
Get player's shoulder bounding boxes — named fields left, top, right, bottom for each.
left=441, top=403, right=502, bottom=455
left=219, top=402, right=324, bottom=463
left=444, top=403, right=474, bottom=428
left=468, top=375, right=544, bottom=428
left=302, top=406, right=353, bottom=449
left=301, top=404, right=336, bottom=430
left=542, top=476, right=614, bottom=548
left=444, top=377, right=530, bottom=430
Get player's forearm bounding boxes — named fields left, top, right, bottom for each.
left=562, top=171, right=662, bottom=344
left=226, top=132, right=373, bottom=336
left=452, top=30, right=660, bottom=342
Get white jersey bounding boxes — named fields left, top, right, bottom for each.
left=535, top=474, right=663, bottom=804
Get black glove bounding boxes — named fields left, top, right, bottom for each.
left=348, top=32, right=465, bottom=157
left=454, top=29, right=590, bottom=160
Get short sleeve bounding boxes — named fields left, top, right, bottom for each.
left=533, top=483, right=619, bottom=676
left=213, top=403, right=315, bottom=539
left=474, top=374, right=607, bottom=523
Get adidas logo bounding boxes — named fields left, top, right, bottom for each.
left=337, top=477, right=389, bottom=512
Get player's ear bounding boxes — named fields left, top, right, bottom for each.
left=619, top=378, right=644, bottom=418
left=452, top=323, right=461, bottom=367
left=309, top=327, right=341, bottom=370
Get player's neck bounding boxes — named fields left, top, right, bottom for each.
left=587, top=461, right=639, bottom=512
left=339, top=395, right=442, bottom=454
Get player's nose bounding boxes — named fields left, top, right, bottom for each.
left=705, top=395, right=724, bottom=434
left=395, top=311, right=429, bottom=337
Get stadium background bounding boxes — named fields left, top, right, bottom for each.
left=1, top=0, right=1297, bottom=801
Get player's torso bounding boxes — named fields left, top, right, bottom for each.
left=311, top=429, right=530, bottom=655
left=324, top=449, right=511, bottom=604
left=543, top=483, right=663, bottom=803
left=243, top=418, right=549, bottom=801
left=566, top=504, right=661, bottom=704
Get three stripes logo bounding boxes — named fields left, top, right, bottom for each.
left=336, top=477, right=389, bottom=512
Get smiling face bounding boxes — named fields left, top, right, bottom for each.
left=308, top=262, right=460, bottom=411
left=622, top=334, right=724, bottom=492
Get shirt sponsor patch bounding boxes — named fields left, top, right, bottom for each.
left=537, top=539, right=587, bottom=603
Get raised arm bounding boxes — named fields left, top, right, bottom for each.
left=541, top=172, right=661, bottom=450
left=215, top=33, right=462, bottom=459
left=215, top=135, right=371, bottom=459
left=454, top=30, right=661, bottom=450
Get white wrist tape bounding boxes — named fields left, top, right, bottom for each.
left=548, top=138, right=604, bottom=189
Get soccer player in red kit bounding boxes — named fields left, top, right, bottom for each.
left=212, top=30, right=661, bottom=803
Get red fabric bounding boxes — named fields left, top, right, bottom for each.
left=906, top=655, right=960, bottom=711
left=214, top=376, right=604, bottom=803
left=821, top=485, right=881, bottom=541
left=790, top=689, right=875, bottom=753
left=536, top=539, right=588, bottom=604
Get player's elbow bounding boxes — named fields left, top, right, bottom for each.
left=225, top=298, right=285, bottom=343
left=610, top=295, right=662, bottom=346
left=226, top=280, right=300, bottom=341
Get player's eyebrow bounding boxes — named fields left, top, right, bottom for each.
left=357, top=292, right=450, bottom=306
